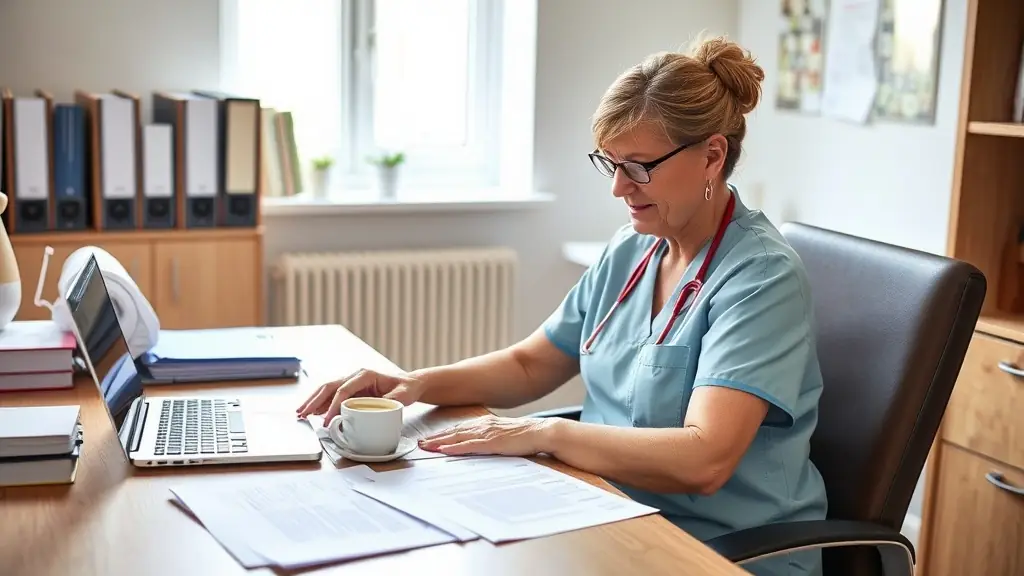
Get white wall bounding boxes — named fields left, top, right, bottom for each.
left=732, top=0, right=970, bottom=542
left=0, top=0, right=221, bottom=114
left=732, top=0, right=968, bottom=256
left=0, top=0, right=737, bottom=416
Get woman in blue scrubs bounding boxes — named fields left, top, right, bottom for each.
left=298, top=35, right=827, bottom=576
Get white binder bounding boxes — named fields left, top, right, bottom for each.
left=11, top=97, right=50, bottom=232
left=142, top=124, right=174, bottom=228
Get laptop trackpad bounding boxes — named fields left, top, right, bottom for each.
left=241, top=410, right=322, bottom=455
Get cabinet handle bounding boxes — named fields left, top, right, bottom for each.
left=985, top=472, right=1024, bottom=496
left=171, top=257, right=180, bottom=303
left=996, top=361, right=1024, bottom=378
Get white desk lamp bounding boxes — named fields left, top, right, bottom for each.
left=33, top=245, right=160, bottom=359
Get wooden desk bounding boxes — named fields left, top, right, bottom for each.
left=0, top=325, right=746, bottom=576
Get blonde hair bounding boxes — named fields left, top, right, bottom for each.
left=591, top=35, right=765, bottom=178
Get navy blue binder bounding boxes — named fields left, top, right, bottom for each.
left=52, top=104, right=88, bottom=230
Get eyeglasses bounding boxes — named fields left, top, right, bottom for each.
left=588, top=141, right=695, bottom=184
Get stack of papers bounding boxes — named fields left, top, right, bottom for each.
left=170, top=466, right=454, bottom=570
left=170, top=457, right=658, bottom=570
left=141, top=328, right=301, bottom=381
left=352, top=457, right=659, bottom=543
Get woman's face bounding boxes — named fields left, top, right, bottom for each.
left=599, top=126, right=727, bottom=238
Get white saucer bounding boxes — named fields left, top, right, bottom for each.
left=330, top=434, right=418, bottom=463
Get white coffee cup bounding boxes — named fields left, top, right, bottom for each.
left=328, top=397, right=403, bottom=456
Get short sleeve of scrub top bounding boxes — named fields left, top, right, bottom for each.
left=694, top=249, right=813, bottom=428
left=543, top=240, right=615, bottom=359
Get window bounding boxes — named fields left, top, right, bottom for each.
left=221, top=0, right=513, bottom=193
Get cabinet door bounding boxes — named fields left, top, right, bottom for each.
left=12, top=240, right=152, bottom=321
left=153, top=237, right=261, bottom=329
left=926, top=443, right=1024, bottom=576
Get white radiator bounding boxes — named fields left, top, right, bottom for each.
left=273, top=248, right=518, bottom=370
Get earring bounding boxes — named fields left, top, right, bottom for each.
left=704, top=180, right=713, bottom=201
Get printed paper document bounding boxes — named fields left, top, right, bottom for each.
left=169, top=466, right=455, bottom=570
left=820, top=0, right=881, bottom=123
left=353, top=456, right=659, bottom=543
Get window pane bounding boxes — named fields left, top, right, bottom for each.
left=233, top=0, right=341, bottom=163
left=373, top=0, right=470, bottom=151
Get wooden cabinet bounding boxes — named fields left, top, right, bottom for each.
left=152, top=237, right=261, bottom=329
left=925, top=444, right=1024, bottom=576
left=9, top=228, right=263, bottom=329
left=919, top=0, right=1024, bottom=573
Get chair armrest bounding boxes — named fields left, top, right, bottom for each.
left=703, top=519, right=915, bottom=576
left=526, top=405, right=583, bottom=420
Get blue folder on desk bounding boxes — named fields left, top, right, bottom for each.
left=138, top=328, right=302, bottom=382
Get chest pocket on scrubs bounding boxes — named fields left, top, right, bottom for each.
left=630, top=343, right=694, bottom=428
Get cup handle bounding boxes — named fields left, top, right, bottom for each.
left=328, top=415, right=346, bottom=445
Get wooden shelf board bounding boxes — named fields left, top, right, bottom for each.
left=967, top=122, right=1024, bottom=138
left=976, top=312, right=1024, bottom=342
left=8, top=226, right=264, bottom=245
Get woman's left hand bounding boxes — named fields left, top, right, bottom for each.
left=418, top=415, right=556, bottom=456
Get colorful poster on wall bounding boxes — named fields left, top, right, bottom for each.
left=872, top=0, right=945, bottom=123
left=777, top=0, right=827, bottom=114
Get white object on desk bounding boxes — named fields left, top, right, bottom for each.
left=352, top=455, right=659, bottom=543
left=562, top=242, right=606, bottom=268
left=34, top=245, right=159, bottom=359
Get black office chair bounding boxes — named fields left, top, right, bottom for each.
left=532, top=222, right=986, bottom=576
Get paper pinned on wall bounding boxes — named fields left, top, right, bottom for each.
left=820, top=0, right=882, bottom=124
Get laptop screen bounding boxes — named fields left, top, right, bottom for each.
left=65, top=255, right=143, bottom=433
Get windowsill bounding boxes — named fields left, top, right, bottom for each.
left=262, top=189, right=555, bottom=217
left=562, top=242, right=606, bottom=267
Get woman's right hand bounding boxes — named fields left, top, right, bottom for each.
left=295, top=368, right=426, bottom=423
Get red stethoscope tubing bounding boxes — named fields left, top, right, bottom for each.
left=581, top=193, right=735, bottom=354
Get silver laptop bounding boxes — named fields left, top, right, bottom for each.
left=65, top=254, right=323, bottom=468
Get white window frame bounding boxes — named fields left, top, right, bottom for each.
left=221, top=0, right=511, bottom=194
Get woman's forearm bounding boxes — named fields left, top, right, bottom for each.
left=541, top=419, right=722, bottom=495
left=411, top=349, right=534, bottom=408
left=411, top=329, right=580, bottom=409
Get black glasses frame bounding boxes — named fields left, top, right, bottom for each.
left=588, top=141, right=696, bottom=184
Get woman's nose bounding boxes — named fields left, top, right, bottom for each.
left=610, top=170, right=635, bottom=198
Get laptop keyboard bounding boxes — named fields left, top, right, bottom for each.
left=154, top=399, right=248, bottom=456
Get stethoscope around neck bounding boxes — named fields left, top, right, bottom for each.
left=580, top=193, right=736, bottom=355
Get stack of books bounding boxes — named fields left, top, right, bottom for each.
left=0, top=321, right=77, bottom=392
left=0, top=405, right=83, bottom=487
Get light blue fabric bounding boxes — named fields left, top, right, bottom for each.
left=543, top=187, right=827, bottom=576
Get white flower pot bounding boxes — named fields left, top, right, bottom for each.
left=377, top=166, right=400, bottom=201
left=311, top=169, right=331, bottom=199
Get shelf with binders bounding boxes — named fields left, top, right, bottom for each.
left=0, top=87, right=266, bottom=236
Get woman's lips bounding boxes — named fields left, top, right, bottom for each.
left=628, top=203, right=654, bottom=214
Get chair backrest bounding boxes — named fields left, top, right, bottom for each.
left=780, top=223, right=985, bottom=544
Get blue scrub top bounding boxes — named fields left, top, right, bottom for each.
left=543, top=188, right=827, bottom=576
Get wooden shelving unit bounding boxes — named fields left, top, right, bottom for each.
left=967, top=120, right=1024, bottom=137
left=917, top=1, right=1024, bottom=574
left=9, top=227, right=265, bottom=330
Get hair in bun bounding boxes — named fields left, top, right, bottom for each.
left=592, top=34, right=765, bottom=178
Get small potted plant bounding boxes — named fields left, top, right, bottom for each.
left=310, top=155, right=334, bottom=199
left=368, top=151, right=405, bottom=201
